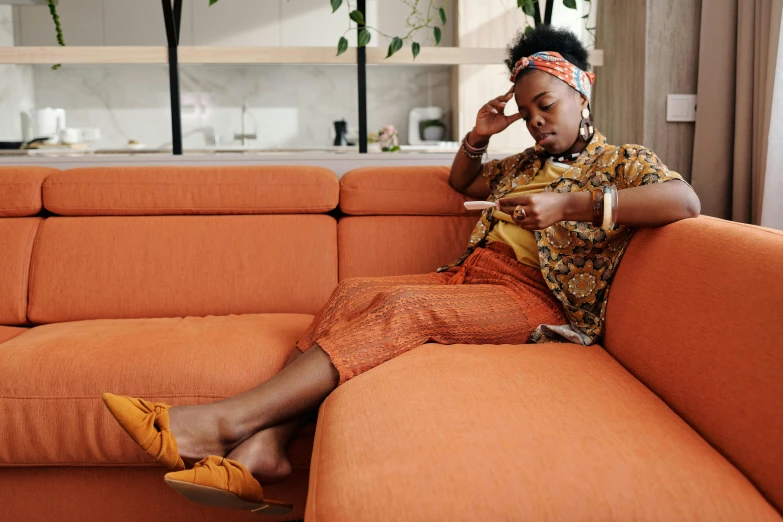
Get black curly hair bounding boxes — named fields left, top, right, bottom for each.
left=505, top=25, right=590, bottom=77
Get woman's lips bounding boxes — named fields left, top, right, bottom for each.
left=537, top=133, right=555, bottom=146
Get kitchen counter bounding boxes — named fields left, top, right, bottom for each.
left=0, top=147, right=509, bottom=177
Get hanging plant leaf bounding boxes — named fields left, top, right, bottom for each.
left=386, top=36, right=403, bottom=58
left=209, top=0, right=219, bottom=5
left=412, top=42, right=420, bottom=59
left=433, top=26, right=442, bottom=45
left=336, top=36, right=349, bottom=56
left=330, top=0, right=342, bottom=13
left=525, top=25, right=534, bottom=35
left=518, top=0, right=536, bottom=16
left=349, top=9, right=365, bottom=25
left=358, top=28, right=371, bottom=47
left=563, top=0, right=577, bottom=9
left=439, top=7, right=447, bottom=24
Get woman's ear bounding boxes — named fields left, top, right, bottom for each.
left=580, top=95, right=589, bottom=110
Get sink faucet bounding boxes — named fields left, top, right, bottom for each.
left=234, top=103, right=257, bottom=146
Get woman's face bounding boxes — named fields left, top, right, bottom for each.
left=513, top=70, right=588, bottom=155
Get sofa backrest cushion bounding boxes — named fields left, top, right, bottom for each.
left=340, top=167, right=477, bottom=216
left=43, top=166, right=339, bottom=216
left=0, top=167, right=57, bottom=217
left=338, top=216, right=478, bottom=280
left=27, top=215, right=337, bottom=323
left=604, top=215, right=783, bottom=512
left=0, top=218, right=42, bottom=325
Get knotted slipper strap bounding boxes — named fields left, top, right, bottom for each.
left=101, top=392, right=185, bottom=471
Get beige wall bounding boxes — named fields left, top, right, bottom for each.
left=594, top=0, right=702, bottom=181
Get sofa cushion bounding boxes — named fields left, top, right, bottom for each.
left=306, top=343, right=780, bottom=521
left=340, top=167, right=477, bottom=216
left=605, top=216, right=783, bottom=512
left=337, top=216, right=478, bottom=280
left=0, top=326, right=27, bottom=344
left=0, top=314, right=315, bottom=467
left=28, top=215, right=338, bottom=323
left=0, top=218, right=42, bottom=325
left=43, top=166, right=339, bottom=216
left=0, top=167, right=56, bottom=217
left=0, top=467, right=309, bottom=522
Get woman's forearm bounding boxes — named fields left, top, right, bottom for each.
left=448, top=130, right=490, bottom=197
left=562, top=181, right=700, bottom=227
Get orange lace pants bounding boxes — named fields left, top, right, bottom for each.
left=297, top=242, right=567, bottom=385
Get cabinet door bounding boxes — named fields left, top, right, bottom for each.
left=192, top=0, right=280, bottom=46
left=103, top=0, right=193, bottom=46
left=17, top=0, right=103, bottom=46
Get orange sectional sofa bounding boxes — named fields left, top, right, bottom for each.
left=0, top=165, right=781, bottom=522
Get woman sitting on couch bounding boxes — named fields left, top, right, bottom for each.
left=102, top=25, right=700, bottom=514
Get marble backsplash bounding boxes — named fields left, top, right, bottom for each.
left=0, top=6, right=34, bottom=142
left=23, top=63, right=451, bottom=150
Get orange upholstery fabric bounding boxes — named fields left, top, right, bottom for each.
left=0, top=217, right=41, bottom=325
left=337, top=216, right=478, bottom=280
left=0, top=325, right=27, bottom=344
left=340, top=167, right=477, bottom=216
left=0, top=314, right=315, bottom=466
left=27, top=215, right=337, bottom=323
left=43, top=166, right=338, bottom=216
left=306, top=344, right=781, bottom=521
left=0, top=467, right=308, bottom=522
left=0, top=167, right=56, bottom=217
left=604, top=215, right=783, bottom=512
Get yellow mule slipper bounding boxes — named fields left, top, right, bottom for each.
left=164, top=456, right=293, bottom=515
left=101, top=392, right=186, bottom=471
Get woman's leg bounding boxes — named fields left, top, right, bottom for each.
left=169, top=275, right=446, bottom=463
left=170, top=343, right=338, bottom=462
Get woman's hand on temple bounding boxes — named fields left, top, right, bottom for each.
left=498, top=192, right=575, bottom=230
left=472, top=88, right=524, bottom=144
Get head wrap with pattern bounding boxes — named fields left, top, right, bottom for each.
left=510, top=51, right=595, bottom=100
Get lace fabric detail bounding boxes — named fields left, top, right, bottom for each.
left=297, top=244, right=567, bottom=385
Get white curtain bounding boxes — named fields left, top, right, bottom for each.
left=762, top=22, right=783, bottom=229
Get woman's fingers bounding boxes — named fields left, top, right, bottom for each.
left=487, top=100, right=507, bottom=111
left=506, top=112, right=524, bottom=124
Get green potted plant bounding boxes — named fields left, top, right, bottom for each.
left=421, top=119, right=446, bottom=141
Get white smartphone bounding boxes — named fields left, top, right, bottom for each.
left=464, top=201, right=498, bottom=210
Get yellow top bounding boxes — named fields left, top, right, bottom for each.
left=486, top=159, right=569, bottom=267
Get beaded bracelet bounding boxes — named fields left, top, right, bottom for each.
left=461, top=131, right=488, bottom=159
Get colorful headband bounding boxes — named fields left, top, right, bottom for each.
left=510, top=51, right=596, bottom=100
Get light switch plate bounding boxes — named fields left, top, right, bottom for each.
left=667, top=94, right=697, bottom=122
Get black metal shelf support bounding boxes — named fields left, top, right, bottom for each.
left=162, top=0, right=183, bottom=155
left=357, top=0, right=367, bottom=153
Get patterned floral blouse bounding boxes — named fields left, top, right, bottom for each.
left=438, top=131, right=686, bottom=345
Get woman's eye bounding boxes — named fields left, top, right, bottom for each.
left=542, top=103, right=554, bottom=112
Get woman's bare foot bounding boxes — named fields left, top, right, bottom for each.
left=225, top=425, right=297, bottom=485
left=167, top=403, right=244, bottom=465
left=165, top=348, right=310, bottom=466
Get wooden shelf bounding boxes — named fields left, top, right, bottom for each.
left=0, top=46, right=603, bottom=66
